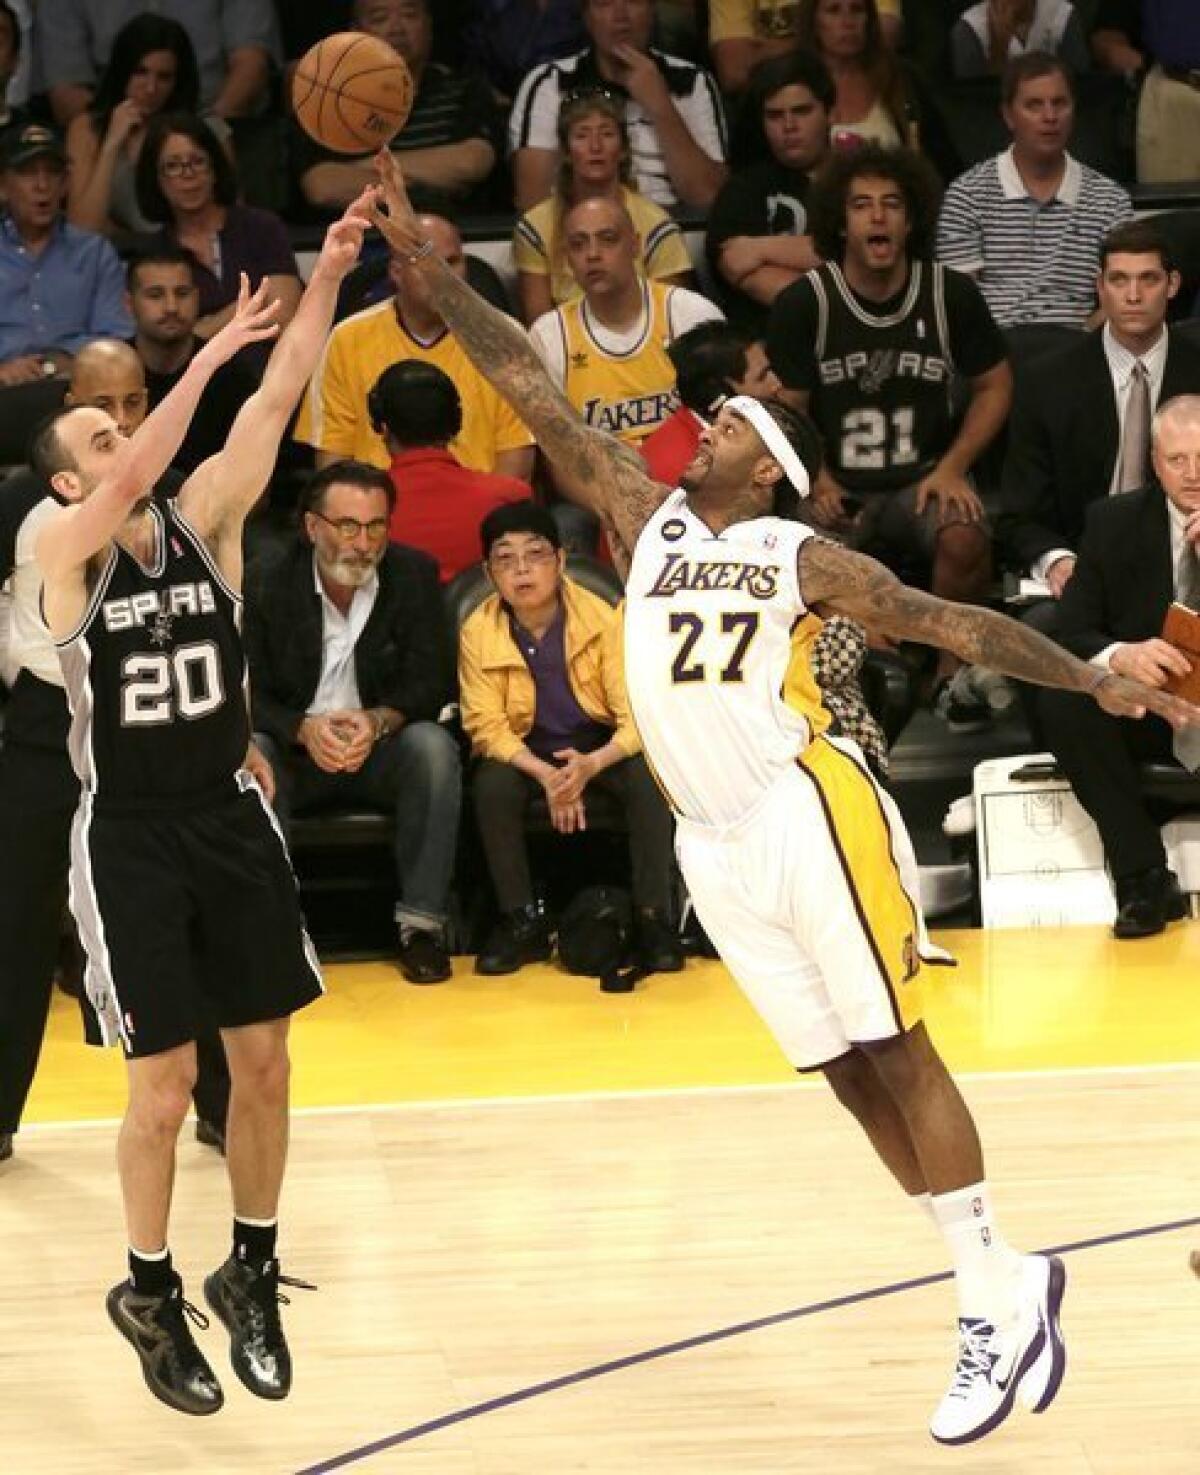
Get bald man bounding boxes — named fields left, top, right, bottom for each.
left=1037, top=393, right=1200, bottom=939
left=527, top=197, right=723, bottom=449
left=65, top=338, right=147, bottom=438
left=295, top=213, right=535, bottom=478
left=0, top=345, right=234, bottom=1163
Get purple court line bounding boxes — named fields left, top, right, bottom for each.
left=296, top=1211, right=1200, bottom=1475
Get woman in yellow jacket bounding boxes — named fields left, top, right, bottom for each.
left=459, top=501, right=682, bottom=976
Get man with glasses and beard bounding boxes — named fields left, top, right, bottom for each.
left=245, top=460, right=461, bottom=984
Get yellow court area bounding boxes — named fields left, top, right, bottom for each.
left=22, top=922, right=1200, bottom=1121
left=4, top=924, right=1200, bottom=1475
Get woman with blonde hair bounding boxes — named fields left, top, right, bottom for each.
left=513, top=88, right=693, bottom=325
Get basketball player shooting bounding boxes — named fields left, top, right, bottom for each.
left=369, top=150, right=1200, bottom=1447
left=32, top=191, right=374, bottom=1416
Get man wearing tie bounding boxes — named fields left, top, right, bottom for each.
left=999, top=220, right=1200, bottom=614
left=1037, top=394, right=1200, bottom=938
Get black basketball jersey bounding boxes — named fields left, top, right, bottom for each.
left=56, top=500, right=249, bottom=803
left=809, top=261, right=955, bottom=494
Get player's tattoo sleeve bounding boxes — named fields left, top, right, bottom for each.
left=415, top=258, right=668, bottom=551
left=798, top=538, right=1102, bottom=695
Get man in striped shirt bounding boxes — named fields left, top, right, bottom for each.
left=508, top=0, right=728, bottom=212
left=296, top=0, right=500, bottom=218
left=936, top=52, right=1132, bottom=330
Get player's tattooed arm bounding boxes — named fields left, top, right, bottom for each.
left=368, top=150, right=668, bottom=554
left=798, top=537, right=1200, bottom=731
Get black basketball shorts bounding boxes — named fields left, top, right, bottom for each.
left=69, top=774, right=324, bottom=1058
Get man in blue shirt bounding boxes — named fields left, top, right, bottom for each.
left=0, top=122, right=132, bottom=388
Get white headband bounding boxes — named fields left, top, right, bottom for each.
left=724, top=395, right=810, bottom=500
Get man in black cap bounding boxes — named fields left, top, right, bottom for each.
left=0, top=122, right=131, bottom=390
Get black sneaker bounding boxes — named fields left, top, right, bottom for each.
left=203, top=1256, right=313, bottom=1400
left=0, top=1132, right=12, bottom=1164
left=106, top=1275, right=223, bottom=1416
left=475, top=906, right=552, bottom=975
left=634, top=911, right=685, bottom=973
left=397, top=928, right=452, bottom=985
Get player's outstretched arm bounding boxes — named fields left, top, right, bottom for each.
left=799, top=537, right=1200, bottom=732
left=180, top=189, right=374, bottom=541
left=35, top=279, right=280, bottom=585
left=368, top=150, right=666, bottom=558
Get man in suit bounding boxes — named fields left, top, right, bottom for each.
left=244, top=460, right=461, bottom=984
left=1037, top=393, right=1200, bottom=939
left=1000, top=220, right=1200, bottom=610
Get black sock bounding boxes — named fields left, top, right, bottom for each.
left=233, top=1218, right=277, bottom=1269
left=128, top=1247, right=174, bottom=1296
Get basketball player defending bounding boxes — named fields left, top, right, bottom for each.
left=32, top=194, right=374, bottom=1416
left=370, top=152, right=1200, bottom=1446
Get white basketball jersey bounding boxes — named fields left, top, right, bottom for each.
left=624, top=489, right=832, bottom=827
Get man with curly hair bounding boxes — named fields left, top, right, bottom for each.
left=767, top=144, right=1014, bottom=731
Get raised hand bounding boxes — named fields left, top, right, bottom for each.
left=367, top=148, right=426, bottom=259
left=312, top=186, right=375, bottom=283
left=204, top=273, right=280, bottom=363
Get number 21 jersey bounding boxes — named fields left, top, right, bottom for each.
left=55, top=500, right=249, bottom=802
left=624, top=490, right=832, bottom=828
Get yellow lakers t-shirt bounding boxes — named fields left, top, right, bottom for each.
left=295, top=300, right=533, bottom=471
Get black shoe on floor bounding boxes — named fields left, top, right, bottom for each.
left=0, top=1132, right=12, bottom=1163
left=475, top=906, right=552, bottom=975
left=1113, top=867, right=1188, bottom=939
left=634, top=911, right=685, bottom=973
left=195, top=1118, right=226, bottom=1155
left=203, top=1255, right=313, bottom=1401
left=397, top=929, right=452, bottom=985
left=106, top=1274, right=223, bottom=1416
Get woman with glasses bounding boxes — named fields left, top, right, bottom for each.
left=513, top=89, right=693, bottom=325
left=65, top=14, right=228, bottom=239
left=135, top=111, right=301, bottom=347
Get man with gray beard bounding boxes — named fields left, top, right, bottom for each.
left=244, top=459, right=461, bottom=984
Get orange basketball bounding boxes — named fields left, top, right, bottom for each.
left=292, top=32, right=414, bottom=155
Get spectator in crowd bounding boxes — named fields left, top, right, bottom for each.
left=1000, top=222, right=1200, bottom=617
left=640, top=320, right=781, bottom=487
left=0, top=123, right=133, bottom=388
left=297, top=0, right=500, bottom=219
left=710, top=0, right=904, bottom=95
left=768, top=144, right=1013, bottom=731
left=937, top=53, right=1132, bottom=330
left=65, top=14, right=228, bottom=238
left=136, top=113, right=302, bottom=344
left=949, top=1, right=1090, bottom=80
left=795, top=0, right=917, bottom=152
left=370, top=361, right=530, bottom=582
left=63, top=337, right=145, bottom=436
left=1091, top=0, right=1200, bottom=182
left=246, top=460, right=461, bottom=985
left=1037, top=394, right=1200, bottom=939
left=528, top=197, right=723, bottom=450
left=460, top=500, right=683, bottom=975
left=295, top=214, right=536, bottom=478
left=513, top=88, right=692, bottom=326
left=36, top=0, right=281, bottom=125
left=463, top=0, right=586, bottom=102
left=126, top=246, right=257, bottom=474
left=706, top=50, right=832, bottom=333
left=509, top=0, right=729, bottom=211
left=0, top=346, right=235, bottom=1166
left=278, top=4, right=354, bottom=60
left=0, top=2, right=31, bottom=133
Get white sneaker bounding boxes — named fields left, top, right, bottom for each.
left=929, top=1254, right=1055, bottom=1446
left=1017, top=1254, right=1068, bottom=1413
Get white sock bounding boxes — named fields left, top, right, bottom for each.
left=931, top=1181, right=1023, bottom=1326
left=911, top=1190, right=937, bottom=1228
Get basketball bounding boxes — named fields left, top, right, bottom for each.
left=291, top=32, right=414, bottom=155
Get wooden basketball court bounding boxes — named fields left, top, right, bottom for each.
left=2, top=924, right=1198, bottom=1473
